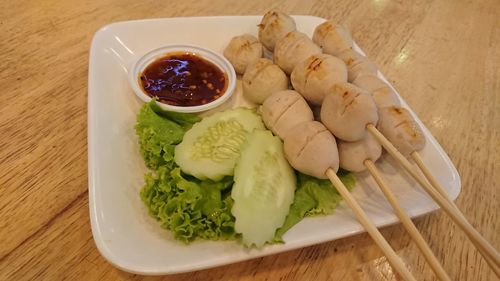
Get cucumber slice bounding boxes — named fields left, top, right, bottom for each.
left=174, top=108, right=265, bottom=181
left=231, top=130, right=296, bottom=247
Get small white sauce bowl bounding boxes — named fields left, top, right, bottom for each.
left=129, top=44, right=236, bottom=113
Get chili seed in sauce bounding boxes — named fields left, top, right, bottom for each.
left=139, top=52, right=228, bottom=107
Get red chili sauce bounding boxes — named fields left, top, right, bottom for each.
left=139, top=52, right=227, bottom=106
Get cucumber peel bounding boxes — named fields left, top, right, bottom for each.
left=231, top=130, right=296, bottom=247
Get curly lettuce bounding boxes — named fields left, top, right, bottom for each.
left=135, top=100, right=356, bottom=244
left=135, top=100, right=201, bottom=169
left=140, top=167, right=237, bottom=242
left=274, top=170, right=356, bottom=241
left=136, top=101, right=237, bottom=242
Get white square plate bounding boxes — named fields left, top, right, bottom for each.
left=88, top=15, right=460, bottom=275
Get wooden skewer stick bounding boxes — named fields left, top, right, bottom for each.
left=325, top=169, right=417, bottom=281
left=366, top=124, right=500, bottom=269
left=410, top=151, right=500, bottom=278
left=409, top=152, right=454, bottom=202
left=364, top=160, right=451, bottom=281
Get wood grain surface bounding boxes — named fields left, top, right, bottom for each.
left=0, top=0, right=499, bottom=280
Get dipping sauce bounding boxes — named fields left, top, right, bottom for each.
left=139, top=52, right=228, bottom=107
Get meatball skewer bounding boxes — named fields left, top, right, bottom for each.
left=351, top=75, right=500, bottom=271
left=352, top=73, right=401, bottom=108
left=261, top=91, right=418, bottom=281
left=371, top=106, right=500, bottom=272
left=319, top=81, right=499, bottom=268
left=343, top=69, right=500, bottom=271
left=318, top=81, right=500, bottom=269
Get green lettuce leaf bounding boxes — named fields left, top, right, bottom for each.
left=135, top=100, right=201, bottom=169
left=274, top=169, right=356, bottom=241
left=140, top=166, right=237, bottom=242
left=136, top=101, right=236, bottom=242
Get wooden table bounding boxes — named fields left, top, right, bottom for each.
left=1, top=0, right=499, bottom=280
